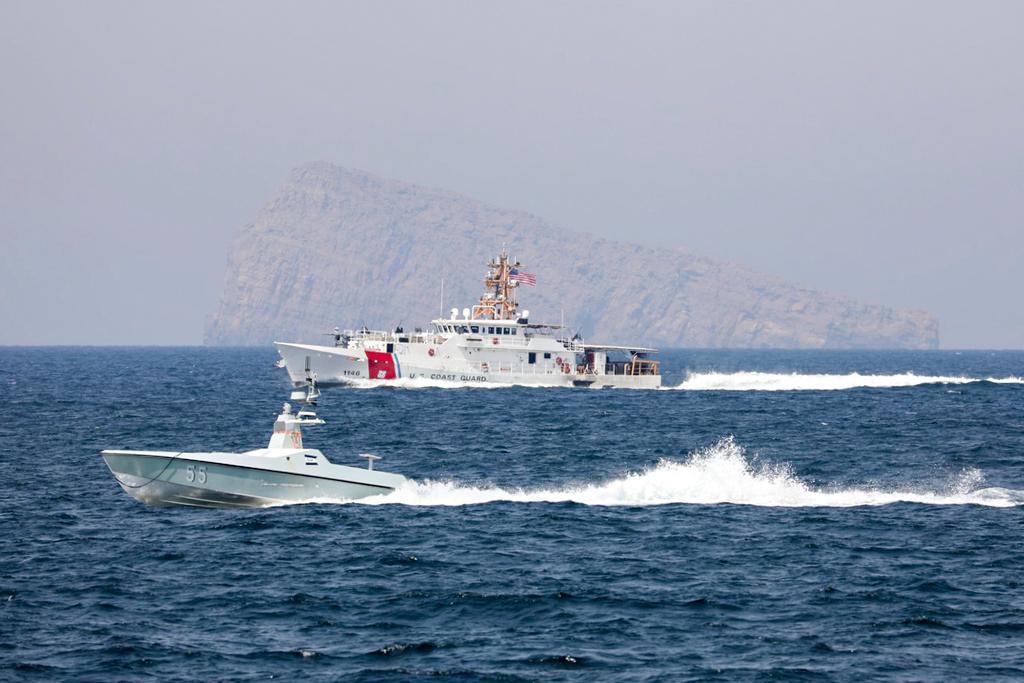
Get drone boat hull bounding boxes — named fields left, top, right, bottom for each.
left=101, top=449, right=404, bottom=508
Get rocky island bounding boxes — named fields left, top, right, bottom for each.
left=205, top=162, right=939, bottom=349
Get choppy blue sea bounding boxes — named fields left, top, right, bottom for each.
left=2, top=347, right=1024, bottom=681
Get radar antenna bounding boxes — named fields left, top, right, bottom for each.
left=289, top=375, right=325, bottom=425
left=472, top=249, right=524, bottom=320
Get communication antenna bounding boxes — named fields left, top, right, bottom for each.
left=439, top=278, right=444, bottom=318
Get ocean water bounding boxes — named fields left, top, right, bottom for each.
left=2, top=347, right=1024, bottom=681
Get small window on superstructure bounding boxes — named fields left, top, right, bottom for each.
left=503, top=327, right=510, bottom=335
left=544, top=352, right=551, bottom=359
left=471, top=326, right=479, bottom=334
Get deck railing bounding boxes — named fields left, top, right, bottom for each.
left=604, top=359, right=661, bottom=376
left=337, top=329, right=447, bottom=348
left=336, top=328, right=585, bottom=352
left=462, top=360, right=576, bottom=376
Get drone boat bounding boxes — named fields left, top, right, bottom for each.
left=100, top=382, right=404, bottom=508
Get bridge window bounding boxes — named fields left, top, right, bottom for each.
left=471, top=326, right=479, bottom=334
left=502, top=327, right=510, bottom=335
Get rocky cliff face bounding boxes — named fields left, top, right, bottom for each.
left=205, top=162, right=939, bottom=349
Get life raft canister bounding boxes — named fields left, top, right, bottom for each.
left=492, top=337, right=499, bottom=345
left=428, top=348, right=435, bottom=357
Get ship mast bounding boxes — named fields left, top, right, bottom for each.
left=472, top=250, right=521, bottom=320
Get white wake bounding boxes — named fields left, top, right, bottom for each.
left=343, top=438, right=1022, bottom=509
left=672, top=372, right=1024, bottom=392
left=336, top=371, right=1023, bottom=391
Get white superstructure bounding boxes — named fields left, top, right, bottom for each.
left=275, top=251, right=661, bottom=388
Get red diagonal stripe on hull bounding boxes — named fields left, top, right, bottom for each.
left=365, top=351, right=397, bottom=380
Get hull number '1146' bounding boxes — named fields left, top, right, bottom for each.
left=186, top=464, right=207, bottom=484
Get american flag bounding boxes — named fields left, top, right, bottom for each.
left=509, top=267, right=536, bottom=286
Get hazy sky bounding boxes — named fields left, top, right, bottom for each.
left=1, top=1, right=1021, bottom=347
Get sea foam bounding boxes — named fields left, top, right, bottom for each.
left=338, top=437, right=1022, bottom=509
left=340, top=371, right=1024, bottom=391
left=672, top=372, right=1024, bottom=392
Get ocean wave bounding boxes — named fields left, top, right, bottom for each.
left=671, top=372, right=1024, bottom=392
left=338, top=437, right=1023, bottom=509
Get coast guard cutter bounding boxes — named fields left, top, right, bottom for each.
left=274, top=251, right=661, bottom=388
